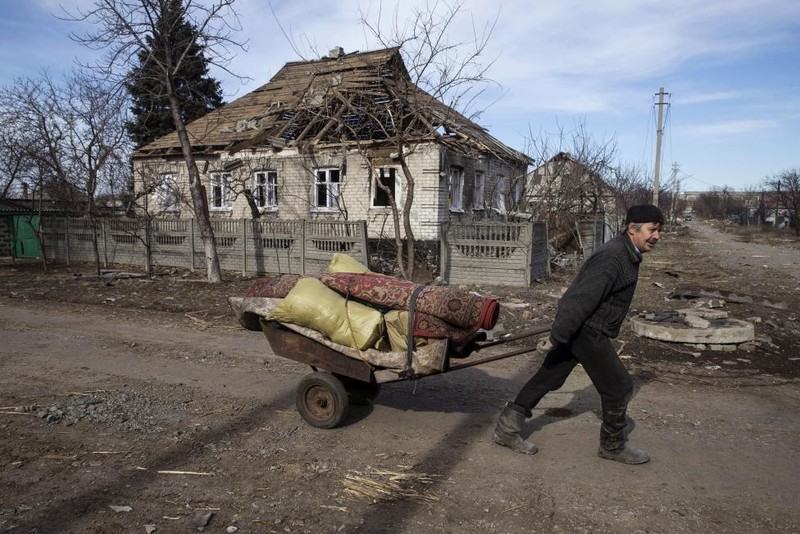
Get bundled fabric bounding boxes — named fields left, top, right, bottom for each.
left=328, top=253, right=371, bottom=274
left=241, top=253, right=500, bottom=341
left=384, top=310, right=430, bottom=352
left=244, top=272, right=498, bottom=342
left=317, top=272, right=499, bottom=333
left=227, top=297, right=448, bottom=376
left=246, top=274, right=301, bottom=298
left=267, top=277, right=384, bottom=350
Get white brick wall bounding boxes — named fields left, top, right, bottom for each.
left=133, top=142, right=527, bottom=241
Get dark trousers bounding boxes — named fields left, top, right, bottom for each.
left=513, top=326, right=634, bottom=416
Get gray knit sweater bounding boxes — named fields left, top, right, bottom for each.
left=550, top=234, right=643, bottom=344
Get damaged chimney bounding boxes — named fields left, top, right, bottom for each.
left=328, top=46, right=345, bottom=59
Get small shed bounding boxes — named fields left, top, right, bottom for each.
left=0, top=199, right=60, bottom=259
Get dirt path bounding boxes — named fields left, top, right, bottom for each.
left=1, top=225, right=799, bottom=533
left=687, top=220, right=800, bottom=282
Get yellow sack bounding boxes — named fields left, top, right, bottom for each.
left=268, top=277, right=384, bottom=350
left=328, top=253, right=370, bottom=273
left=384, top=310, right=429, bottom=352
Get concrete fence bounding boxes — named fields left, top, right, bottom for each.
left=39, top=217, right=369, bottom=276
left=440, top=221, right=550, bottom=286
left=39, top=217, right=552, bottom=286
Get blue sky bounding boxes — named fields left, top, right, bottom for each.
left=1, top=0, right=798, bottom=192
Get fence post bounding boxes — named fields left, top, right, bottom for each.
left=439, top=222, right=449, bottom=284
left=300, top=219, right=307, bottom=275
left=65, top=216, right=70, bottom=266
left=144, top=218, right=152, bottom=271
left=241, top=218, right=247, bottom=276
left=101, top=219, right=108, bottom=268
left=525, top=223, right=533, bottom=286
left=358, top=220, right=368, bottom=268
left=190, top=218, right=195, bottom=271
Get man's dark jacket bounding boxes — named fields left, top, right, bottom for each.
left=550, top=234, right=642, bottom=344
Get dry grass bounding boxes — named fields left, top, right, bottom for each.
left=343, top=466, right=440, bottom=502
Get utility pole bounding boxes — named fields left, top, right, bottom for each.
left=653, top=87, right=669, bottom=207
left=669, top=162, right=679, bottom=225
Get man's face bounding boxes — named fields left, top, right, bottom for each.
left=628, top=222, right=661, bottom=253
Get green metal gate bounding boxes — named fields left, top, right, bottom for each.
left=11, top=215, right=41, bottom=258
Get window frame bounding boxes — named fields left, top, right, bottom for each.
left=472, top=170, right=485, bottom=210
left=253, top=170, right=278, bottom=211
left=371, top=166, right=399, bottom=209
left=312, top=167, right=341, bottom=212
left=493, top=175, right=507, bottom=212
left=512, top=178, right=524, bottom=209
left=157, top=172, right=180, bottom=212
left=209, top=171, right=232, bottom=211
left=449, top=166, right=464, bottom=212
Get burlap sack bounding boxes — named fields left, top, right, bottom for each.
left=384, top=310, right=429, bottom=352
left=328, top=253, right=371, bottom=274
left=267, top=277, right=384, bottom=350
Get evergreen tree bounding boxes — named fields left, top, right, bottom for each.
left=125, top=0, right=224, bottom=148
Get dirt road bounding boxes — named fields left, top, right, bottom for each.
left=1, top=222, right=799, bottom=533
left=688, top=219, right=800, bottom=281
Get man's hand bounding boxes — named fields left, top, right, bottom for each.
left=537, top=337, right=554, bottom=353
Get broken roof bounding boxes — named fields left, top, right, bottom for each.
left=134, top=47, right=531, bottom=166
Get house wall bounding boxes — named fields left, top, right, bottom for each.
left=132, top=143, right=526, bottom=241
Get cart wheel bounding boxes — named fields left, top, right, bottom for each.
left=335, top=374, right=382, bottom=405
left=296, top=372, right=349, bottom=429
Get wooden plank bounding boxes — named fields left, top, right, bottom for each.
left=260, top=321, right=373, bottom=382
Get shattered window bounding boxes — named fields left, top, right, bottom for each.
left=472, top=171, right=485, bottom=210
left=494, top=175, right=507, bottom=213
left=372, top=167, right=397, bottom=208
left=449, top=167, right=464, bottom=211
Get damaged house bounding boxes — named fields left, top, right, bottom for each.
left=131, top=46, right=532, bottom=242
left=524, top=152, right=621, bottom=251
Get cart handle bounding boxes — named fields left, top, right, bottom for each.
left=474, top=323, right=552, bottom=350
left=446, top=323, right=552, bottom=372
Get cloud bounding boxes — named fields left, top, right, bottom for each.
left=686, top=118, right=778, bottom=137
left=678, top=91, right=747, bottom=106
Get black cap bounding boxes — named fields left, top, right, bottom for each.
left=625, top=204, right=664, bottom=225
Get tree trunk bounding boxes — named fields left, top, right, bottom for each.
left=166, top=91, right=222, bottom=282
left=243, top=189, right=262, bottom=219
left=399, top=157, right=416, bottom=280
left=91, top=218, right=101, bottom=276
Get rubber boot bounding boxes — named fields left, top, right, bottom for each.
left=597, top=405, right=650, bottom=465
left=493, top=402, right=538, bottom=455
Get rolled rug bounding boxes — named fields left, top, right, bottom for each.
left=317, top=272, right=499, bottom=332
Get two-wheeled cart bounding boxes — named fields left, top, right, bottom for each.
left=259, top=318, right=551, bottom=428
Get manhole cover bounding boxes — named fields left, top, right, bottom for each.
left=631, top=316, right=754, bottom=344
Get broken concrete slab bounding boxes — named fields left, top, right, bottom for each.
left=668, top=284, right=788, bottom=310
left=678, top=308, right=729, bottom=320
left=683, top=315, right=711, bottom=329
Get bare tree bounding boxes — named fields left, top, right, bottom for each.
left=360, top=1, right=500, bottom=278
left=1, top=72, right=130, bottom=274
left=0, top=76, right=70, bottom=203
left=65, top=0, right=245, bottom=282
left=0, top=120, right=35, bottom=199
left=60, top=72, right=130, bottom=214
left=524, top=120, right=620, bottom=247
left=59, top=72, right=130, bottom=273
left=607, top=162, right=651, bottom=210
left=695, top=187, right=747, bottom=221
left=764, top=168, right=800, bottom=235
left=269, top=0, right=501, bottom=279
